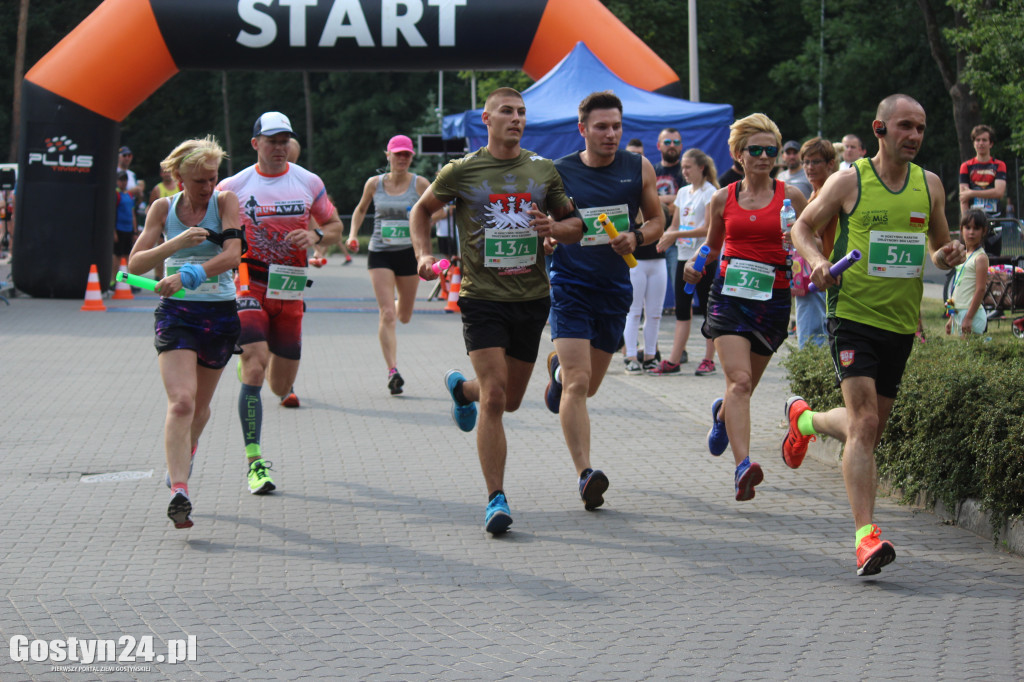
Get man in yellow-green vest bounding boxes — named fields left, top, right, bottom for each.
left=784, top=94, right=966, bottom=577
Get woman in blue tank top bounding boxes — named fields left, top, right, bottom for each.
left=346, top=134, right=438, bottom=396
left=129, top=136, right=243, bottom=530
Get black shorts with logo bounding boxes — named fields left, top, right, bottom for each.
left=827, top=317, right=915, bottom=399
left=459, top=296, right=550, bottom=363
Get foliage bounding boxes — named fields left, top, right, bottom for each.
left=945, top=0, right=1024, bottom=155
left=783, top=329, right=1024, bottom=534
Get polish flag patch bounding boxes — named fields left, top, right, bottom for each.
left=909, top=212, right=927, bottom=226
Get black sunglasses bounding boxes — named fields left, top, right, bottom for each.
left=744, top=145, right=779, bottom=158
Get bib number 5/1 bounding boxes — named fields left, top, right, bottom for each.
left=868, top=231, right=925, bottom=278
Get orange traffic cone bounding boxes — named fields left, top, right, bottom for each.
left=438, top=263, right=450, bottom=301
left=444, top=264, right=461, bottom=313
left=81, top=264, right=106, bottom=311
left=112, top=258, right=134, bottom=300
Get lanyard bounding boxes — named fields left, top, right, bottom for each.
left=949, top=248, right=980, bottom=297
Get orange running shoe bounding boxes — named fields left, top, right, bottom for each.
left=280, top=390, right=300, bottom=408
left=856, top=524, right=896, bottom=576
left=782, top=395, right=815, bottom=469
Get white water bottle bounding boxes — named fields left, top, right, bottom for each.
left=780, top=198, right=795, bottom=234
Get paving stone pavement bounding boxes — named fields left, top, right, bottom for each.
left=1, top=257, right=1022, bottom=681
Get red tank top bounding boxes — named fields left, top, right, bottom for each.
left=719, top=180, right=790, bottom=288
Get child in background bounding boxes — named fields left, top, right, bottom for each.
left=945, top=209, right=990, bottom=338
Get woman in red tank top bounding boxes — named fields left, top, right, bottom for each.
left=682, top=113, right=807, bottom=503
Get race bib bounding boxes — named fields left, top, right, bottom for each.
left=484, top=228, right=538, bottom=268
left=867, top=230, right=926, bottom=278
left=380, top=219, right=411, bottom=246
left=165, top=257, right=218, bottom=295
left=579, top=204, right=629, bottom=247
left=972, top=197, right=999, bottom=214
left=722, top=259, right=774, bottom=301
left=266, top=263, right=307, bottom=300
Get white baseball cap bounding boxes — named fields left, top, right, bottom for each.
left=253, top=112, right=294, bottom=137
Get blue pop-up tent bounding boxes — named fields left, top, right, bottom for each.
left=443, top=42, right=734, bottom=172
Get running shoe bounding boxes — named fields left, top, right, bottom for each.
left=734, top=457, right=764, bottom=501
left=648, top=360, right=681, bottom=376
left=247, top=458, right=276, bottom=495
left=641, top=358, right=658, bottom=373
left=679, top=350, right=688, bottom=364
left=856, top=524, right=896, bottom=576
left=388, top=368, right=404, bottom=396
left=782, top=395, right=816, bottom=469
left=280, top=389, right=300, bottom=408
left=484, top=493, right=513, bottom=534
left=167, top=491, right=193, bottom=529
left=695, top=358, right=716, bottom=376
left=343, top=255, right=352, bottom=265
left=165, top=445, right=197, bottom=488
left=624, top=358, right=642, bottom=375
left=579, top=469, right=609, bottom=510
left=544, top=351, right=562, bottom=414
left=707, top=397, right=729, bottom=456
left=444, top=369, right=477, bottom=432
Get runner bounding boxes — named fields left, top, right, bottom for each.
left=544, top=90, right=663, bottom=510
left=410, top=87, right=582, bottom=534
left=788, top=94, right=965, bottom=576
left=683, top=113, right=807, bottom=502
left=346, top=134, right=434, bottom=395
left=217, top=112, right=343, bottom=494
left=128, top=136, right=242, bottom=528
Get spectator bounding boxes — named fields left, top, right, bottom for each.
left=776, top=140, right=813, bottom=199
left=112, top=170, right=137, bottom=286
left=959, top=124, right=1007, bottom=217
left=838, top=134, right=865, bottom=170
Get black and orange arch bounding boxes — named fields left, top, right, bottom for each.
left=14, top=0, right=682, bottom=297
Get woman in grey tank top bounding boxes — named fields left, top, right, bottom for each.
left=346, top=135, right=433, bottom=395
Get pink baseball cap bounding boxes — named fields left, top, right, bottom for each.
left=387, top=135, right=415, bottom=154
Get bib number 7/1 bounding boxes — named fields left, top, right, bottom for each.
left=266, top=264, right=308, bottom=300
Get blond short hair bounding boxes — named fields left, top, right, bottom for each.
left=160, top=135, right=226, bottom=181
left=728, top=113, right=782, bottom=168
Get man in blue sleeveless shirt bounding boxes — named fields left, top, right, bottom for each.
left=545, top=91, right=663, bottom=511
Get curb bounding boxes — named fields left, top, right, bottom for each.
left=806, top=436, right=1024, bottom=556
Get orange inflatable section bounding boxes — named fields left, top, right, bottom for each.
left=524, top=0, right=679, bottom=93
left=24, top=0, right=178, bottom=122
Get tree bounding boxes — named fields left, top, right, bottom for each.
left=8, top=0, right=30, bottom=163
left=944, top=0, right=1024, bottom=155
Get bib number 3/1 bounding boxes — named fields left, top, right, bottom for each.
left=267, top=264, right=308, bottom=300
left=722, top=259, right=774, bottom=301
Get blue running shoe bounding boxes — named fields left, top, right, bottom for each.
left=734, top=457, right=764, bottom=501
left=579, top=469, right=609, bottom=510
left=707, top=397, right=729, bottom=456
left=444, top=369, right=477, bottom=432
left=484, top=493, right=513, bottom=534
left=544, top=351, right=562, bottom=414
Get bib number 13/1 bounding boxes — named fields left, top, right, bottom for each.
left=266, top=264, right=308, bottom=300
left=484, top=227, right=537, bottom=268
left=867, top=231, right=925, bottom=278
left=722, top=259, right=774, bottom=301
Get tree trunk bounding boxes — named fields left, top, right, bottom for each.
left=221, top=72, right=233, bottom=176
left=9, top=0, right=30, bottom=163
left=303, top=71, right=314, bottom=171
left=917, top=0, right=980, bottom=160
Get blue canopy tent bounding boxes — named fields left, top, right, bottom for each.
left=443, top=43, right=734, bottom=173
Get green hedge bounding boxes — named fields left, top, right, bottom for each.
left=782, top=336, right=1024, bottom=534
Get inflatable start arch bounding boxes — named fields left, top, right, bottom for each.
left=15, top=0, right=682, bottom=297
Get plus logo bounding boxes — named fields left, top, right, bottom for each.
left=28, top=135, right=93, bottom=172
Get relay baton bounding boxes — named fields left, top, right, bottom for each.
left=684, top=245, right=711, bottom=295
left=431, top=258, right=451, bottom=275
left=309, top=257, right=327, bottom=268
left=115, top=271, right=185, bottom=298
left=597, top=213, right=638, bottom=268
left=807, top=249, right=862, bottom=293
left=238, top=261, right=250, bottom=293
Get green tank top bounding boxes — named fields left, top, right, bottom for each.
left=828, top=157, right=931, bottom=334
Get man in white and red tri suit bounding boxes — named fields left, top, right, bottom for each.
left=217, top=111, right=343, bottom=495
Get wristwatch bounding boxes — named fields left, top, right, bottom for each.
left=632, top=228, right=644, bottom=248
left=313, top=228, right=324, bottom=243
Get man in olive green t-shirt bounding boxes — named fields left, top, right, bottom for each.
left=411, top=87, right=583, bottom=535
left=788, top=94, right=966, bottom=577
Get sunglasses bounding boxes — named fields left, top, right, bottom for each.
left=744, top=145, right=779, bottom=157
left=661, top=140, right=682, bottom=146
